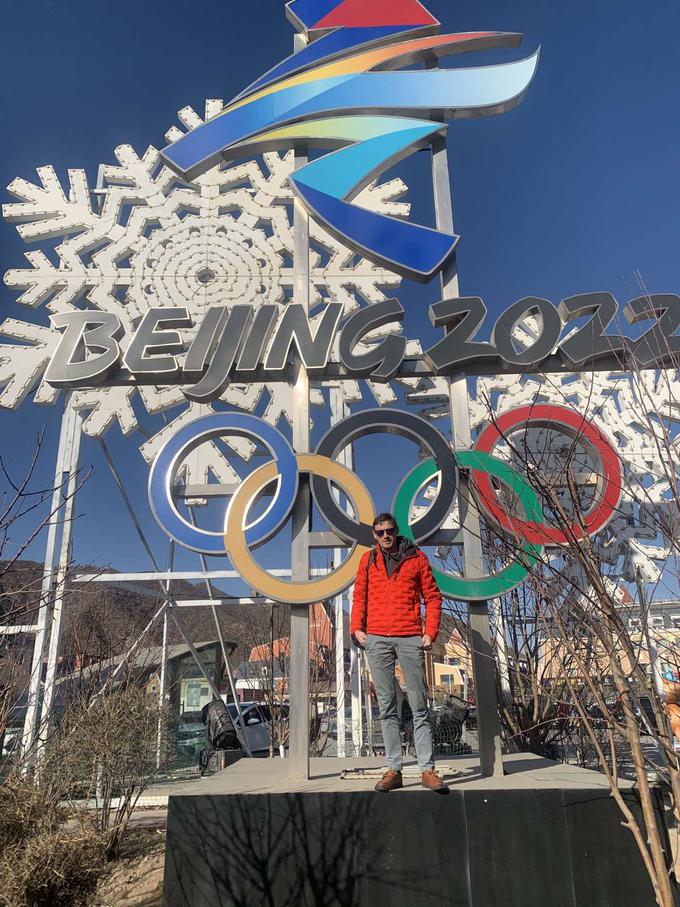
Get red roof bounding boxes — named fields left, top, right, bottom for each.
left=249, top=604, right=334, bottom=665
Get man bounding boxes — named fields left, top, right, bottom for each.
left=351, top=512, right=448, bottom=793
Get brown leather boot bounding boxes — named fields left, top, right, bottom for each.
left=421, top=769, right=449, bottom=794
left=375, top=769, right=403, bottom=792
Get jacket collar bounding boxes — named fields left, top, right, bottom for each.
left=368, top=536, right=419, bottom=570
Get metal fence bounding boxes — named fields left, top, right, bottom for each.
left=320, top=710, right=478, bottom=760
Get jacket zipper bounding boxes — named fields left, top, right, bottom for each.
left=372, top=548, right=419, bottom=636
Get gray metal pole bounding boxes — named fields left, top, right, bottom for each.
left=288, top=30, right=312, bottom=781
left=37, top=406, right=83, bottom=756
left=333, top=587, right=346, bottom=757
left=350, top=642, right=363, bottom=755
left=156, top=606, right=169, bottom=770
left=21, top=394, right=78, bottom=765
left=636, top=571, right=666, bottom=703
left=330, top=383, right=349, bottom=756
left=156, top=543, right=173, bottom=770
left=431, top=135, right=504, bottom=777
left=492, top=597, right=513, bottom=708
left=634, top=569, right=669, bottom=771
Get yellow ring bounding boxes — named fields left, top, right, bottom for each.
left=224, top=454, right=373, bottom=604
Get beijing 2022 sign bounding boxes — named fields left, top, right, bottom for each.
left=1, top=0, right=669, bottom=603
left=37, top=0, right=678, bottom=394
left=44, top=291, right=680, bottom=399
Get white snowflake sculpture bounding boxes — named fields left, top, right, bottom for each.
left=0, top=99, right=419, bottom=485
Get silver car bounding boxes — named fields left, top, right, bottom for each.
left=227, top=702, right=289, bottom=756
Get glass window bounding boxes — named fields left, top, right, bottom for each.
left=243, top=707, right=262, bottom=725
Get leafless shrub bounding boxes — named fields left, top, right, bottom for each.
left=0, top=828, right=105, bottom=907
left=41, top=682, right=170, bottom=859
left=464, top=353, right=680, bottom=906
left=0, top=772, right=104, bottom=907
left=0, top=774, right=64, bottom=853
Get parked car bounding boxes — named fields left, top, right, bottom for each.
left=587, top=698, right=624, bottom=727
left=1, top=727, right=21, bottom=760
left=227, top=701, right=289, bottom=756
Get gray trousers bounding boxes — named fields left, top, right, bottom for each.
left=364, top=634, right=434, bottom=773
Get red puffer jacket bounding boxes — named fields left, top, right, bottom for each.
left=351, top=538, right=442, bottom=640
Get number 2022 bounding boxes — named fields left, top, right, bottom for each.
left=424, top=292, right=680, bottom=373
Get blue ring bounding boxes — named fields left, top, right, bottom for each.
left=148, top=413, right=298, bottom=555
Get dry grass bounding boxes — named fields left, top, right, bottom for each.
left=0, top=777, right=104, bottom=907
left=93, top=830, right=165, bottom=907
left=0, top=830, right=105, bottom=907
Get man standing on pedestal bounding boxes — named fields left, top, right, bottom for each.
left=351, top=512, right=448, bottom=793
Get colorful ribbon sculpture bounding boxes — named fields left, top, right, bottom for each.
left=161, top=0, right=539, bottom=281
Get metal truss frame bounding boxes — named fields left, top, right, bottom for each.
left=8, top=119, right=503, bottom=782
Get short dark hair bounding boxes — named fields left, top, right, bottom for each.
left=372, top=512, right=398, bottom=531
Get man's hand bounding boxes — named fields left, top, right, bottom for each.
left=354, top=630, right=367, bottom=648
left=422, top=634, right=433, bottom=651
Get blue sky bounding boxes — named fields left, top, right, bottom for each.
left=0, top=0, right=679, bottom=583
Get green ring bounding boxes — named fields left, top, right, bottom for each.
left=393, top=451, right=544, bottom=601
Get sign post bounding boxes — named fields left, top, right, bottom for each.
left=431, top=135, right=504, bottom=777
left=288, top=32, right=312, bottom=782
left=4, top=0, right=650, bottom=788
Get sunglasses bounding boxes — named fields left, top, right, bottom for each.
left=374, top=527, right=397, bottom=537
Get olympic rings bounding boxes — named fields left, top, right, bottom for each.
left=148, top=412, right=298, bottom=554
left=393, top=452, right=544, bottom=601
left=225, top=454, right=373, bottom=604
left=148, top=402, right=623, bottom=603
left=313, top=408, right=458, bottom=547
left=473, top=404, right=623, bottom=546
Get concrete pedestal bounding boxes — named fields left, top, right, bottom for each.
left=163, top=755, right=667, bottom=907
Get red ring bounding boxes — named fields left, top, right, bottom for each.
left=473, top=404, right=623, bottom=545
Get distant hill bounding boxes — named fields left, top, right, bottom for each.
left=0, top=559, right=292, bottom=676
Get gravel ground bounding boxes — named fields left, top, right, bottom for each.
left=92, top=829, right=166, bottom=907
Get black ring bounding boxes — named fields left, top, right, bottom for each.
left=312, top=408, right=458, bottom=546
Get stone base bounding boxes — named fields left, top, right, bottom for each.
left=162, top=755, right=668, bottom=907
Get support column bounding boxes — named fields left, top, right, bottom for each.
left=431, top=136, right=504, bottom=777
left=333, top=589, right=347, bottom=757
left=350, top=643, right=363, bottom=755
left=37, top=405, right=83, bottom=754
left=288, top=29, right=311, bottom=781
left=492, top=597, right=513, bottom=708
left=156, top=605, right=169, bottom=770
left=330, top=384, right=350, bottom=756
left=22, top=393, right=80, bottom=766
left=636, top=568, right=667, bottom=768
left=156, top=542, right=174, bottom=770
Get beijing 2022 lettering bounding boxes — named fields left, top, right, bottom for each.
left=43, top=291, right=680, bottom=401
